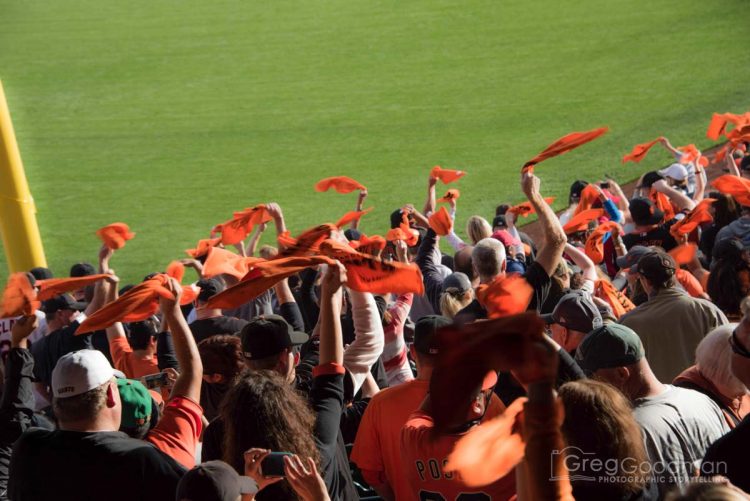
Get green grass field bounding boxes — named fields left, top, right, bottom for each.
left=1, top=0, right=748, bottom=284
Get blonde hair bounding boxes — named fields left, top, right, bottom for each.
left=440, top=289, right=474, bottom=319
left=466, top=216, right=492, bottom=245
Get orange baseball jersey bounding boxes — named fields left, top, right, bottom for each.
left=351, top=379, right=430, bottom=500
left=400, top=397, right=516, bottom=501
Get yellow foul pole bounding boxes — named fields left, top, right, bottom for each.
left=0, top=80, right=46, bottom=273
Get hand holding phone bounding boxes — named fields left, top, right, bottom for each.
left=261, top=452, right=294, bottom=477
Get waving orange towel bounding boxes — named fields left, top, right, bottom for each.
left=669, top=243, right=698, bottom=266
left=216, top=205, right=272, bottom=246
left=278, top=224, right=337, bottom=257
left=428, top=206, right=453, bottom=236
left=522, top=127, right=609, bottom=173
left=206, top=256, right=335, bottom=310
left=622, top=137, right=663, bottom=164
left=0, top=273, right=39, bottom=318
left=202, top=247, right=264, bottom=279
left=77, top=275, right=175, bottom=334
left=573, top=185, right=601, bottom=216
left=584, top=221, right=622, bottom=264
left=677, top=144, right=702, bottom=165
left=96, top=223, right=135, bottom=250
left=185, top=238, right=221, bottom=259
left=563, top=209, right=605, bottom=235
left=594, top=279, right=635, bottom=319
left=712, top=175, right=750, bottom=207
left=669, top=199, right=715, bottom=238
left=314, top=176, right=366, bottom=194
left=707, top=112, right=750, bottom=141
left=430, top=166, right=466, bottom=184
left=350, top=234, right=387, bottom=254
left=650, top=190, right=675, bottom=222
left=36, top=275, right=109, bottom=301
left=475, top=274, right=534, bottom=319
left=319, top=239, right=425, bottom=295
left=507, top=197, right=556, bottom=218
left=429, top=312, right=545, bottom=432
left=437, top=189, right=460, bottom=203
left=335, top=207, right=374, bottom=228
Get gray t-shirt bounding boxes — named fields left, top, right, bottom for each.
left=633, top=385, right=729, bottom=495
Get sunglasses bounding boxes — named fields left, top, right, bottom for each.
left=729, top=328, right=750, bottom=359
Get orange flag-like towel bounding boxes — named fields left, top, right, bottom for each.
left=428, top=206, right=453, bottom=236
left=677, top=144, right=702, bottom=165
left=430, top=166, right=465, bottom=184
left=507, top=197, right=556, bottom=218
left=314, top=176, right=366, bottom=194
left=349, top=234, right=387, bottom=254
left=96, top=223, right=135, bottom=250
left=522, top=127, right=609, bottom=174
left=669, top=199, right=715, bottom=238
left=563, top=209, right=605, bottom=235
left=707, top=112, right=750, bottom=141
left=437, top=189, right=460, bottom=203
left=430, top=312, right=545, bottom=432
left=319, top=239, right=425, bottom=295
left=573, top=185, right=601, bottom=216
left=185, top=238, right=221, bottom=259
left=584, top=221, right=622, bottom=264
left=36, top=275, right=110, bottom=301
left=202, top=247, right=264, bottom=279
left=77, top=275, right=176, bottom=334
left=335, top=208, right=373, bottom=228
left=650, top=190, right=675, bottom=222
left=216, top=205, right=272, bottom=246
left=445, top=397, right=527, bottom=487
left=594, top=279, right=635, bottom=319
left=278, top=224, right=337, bottom=257
left=669, top=243, right=698, bottom=266
left=475, top=274, right=534, bottom=319
left=206, top=256, right=335, bottom=310
left=712, top=175, right=750, bottom=207
left=0, top=273, right=39, bottom=318
left=622, top=137, right=663, bottom=164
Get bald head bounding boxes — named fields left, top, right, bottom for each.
left=472, top=238, right=506, bottom=282
left=454, top=246, right=476, bottom=282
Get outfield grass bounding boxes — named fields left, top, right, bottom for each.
left=0, top=0, right=748, bottom=284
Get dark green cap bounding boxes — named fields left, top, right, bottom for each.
left=575, top=324, right=645, bottom=374
left=117, top=378, right=152, bottom=428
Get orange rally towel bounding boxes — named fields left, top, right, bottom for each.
left=428, top=206, right=453, bottom=236
left=584, top=221, right=622, bottom=264
left=507, top=197, right=555, bottom=218
left=669, top=199, right=715, bottom=238
left=437, top=189, right=460, bottom=203
left=650, top=190, right=675, bottom=222
left=314, top=176, right=366, bottom=194
left=622, top=137, right=663, bottom=164
left=573, top=185, right=601, bottom=216
left=77, top=275, right=178, bottom=334
left=707, top=112, right=750, bottom=141
left=351, top=234, right=387, bottom=253
left=429, top=312, right=545, bottom=432
left=335, top=208, right=374, bottom=228
left=185, top=238, right=221, bottom=258
left=677, top=144, right=702, bottom=165
left=36, top=275, right=110, bottom=301
left=669, top=244, right=698, bottom=266
left=166, top=261, right=185, bottom=283
left=278, top=224, right=337, bottom=257
left=319, top=239, right=425, bottom=295
left=400, top=212, right=420, bottom=247
left=216, top=205, right=272, bottom=246
left=205, top=256, right=335, bottom=310
left=712, top=175, right=750, bottom=207
left=0, top=273, right=39, bottom=318
left=445, top=397, right=527, bottom=487
left=475, top=274, right=534, bottom=319
left=563, top=209, right=605, bottom=235
left=430, top=166, right=465, bottom=184
left=522, top=127, right=609, bottom=173
left=202, top=247, right=264, bottom=279
left=714, top=144, right=731, bottom=163
left=96, top=223, right=135, bottom=250
left=594, top=280, right=635, bottom=319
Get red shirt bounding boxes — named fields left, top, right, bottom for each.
left=400, top=399, right=516, bottom=501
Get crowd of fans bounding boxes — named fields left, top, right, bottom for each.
left=1, top=122, right=750, bottom=500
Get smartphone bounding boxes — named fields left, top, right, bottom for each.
left=141, top=372, right=169, bottom=390
left=261, top=452, right=293, bottom=477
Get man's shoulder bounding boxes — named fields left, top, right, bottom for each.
left=370, top=379, right=427, bottom=408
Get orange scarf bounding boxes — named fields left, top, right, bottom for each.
left=622, top=137, right=663, bottom=163
left=523, top=127, right=608, bottom=174
left=314, top=176, right=366, bottom=193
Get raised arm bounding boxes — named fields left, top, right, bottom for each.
left=265, top=202, right=287, bottom=238
left=85, top=245, right=115, bottom=316
left=522, top=172, right=566, bottom=276
left=318, top=262, right=346, bottom=366
left=658, top=137, right=682, bottom=159
left=159, top=278, right=202, bottom=402
left=563, top=243, right=597, bottom=287
left=652, top=179, right=696, bottom=212
left=352, top=189, right=368, bottom=230
left=423, top=175, right=437, bottom=216
left=343, top=287, right=385, bottom=396
left=246, top=222, right=267, bottom=257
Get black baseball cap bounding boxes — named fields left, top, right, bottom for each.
left=240, top=315, right=309, bottom=360
left=176, top=460, right=251, bottom=501
left=542, top=291, right=602, bottom=333
left=196, top=278, right=224, bottom=302
left=631, top=251, right=675, bottom=282
left=413, top=315, right=452, bottom=355
left=491, top=214, right=507, bottom=229
left=70, top=262, right=96, bottom=278
left=40, top=294, right=87, bottom=314
left=390, top=209, right=405, bottom=229
left=575, top=324, right=645, bottom=375
left=639, top=171, right=664, bottom=189
left=628, top=197, right=664, bottom=226
left=569, top=180, right=589, bottom=200
left=29, top=267, right=53, bottom=281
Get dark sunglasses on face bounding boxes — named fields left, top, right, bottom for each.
left=729, top=328, right=750, bottom=359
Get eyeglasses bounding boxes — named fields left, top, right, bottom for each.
left=729, top=328, right=750, bottom=359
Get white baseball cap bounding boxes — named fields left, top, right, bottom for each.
left=658, top=163, right=688, bottom=181
left=52, top=349, right=115, bottom=398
